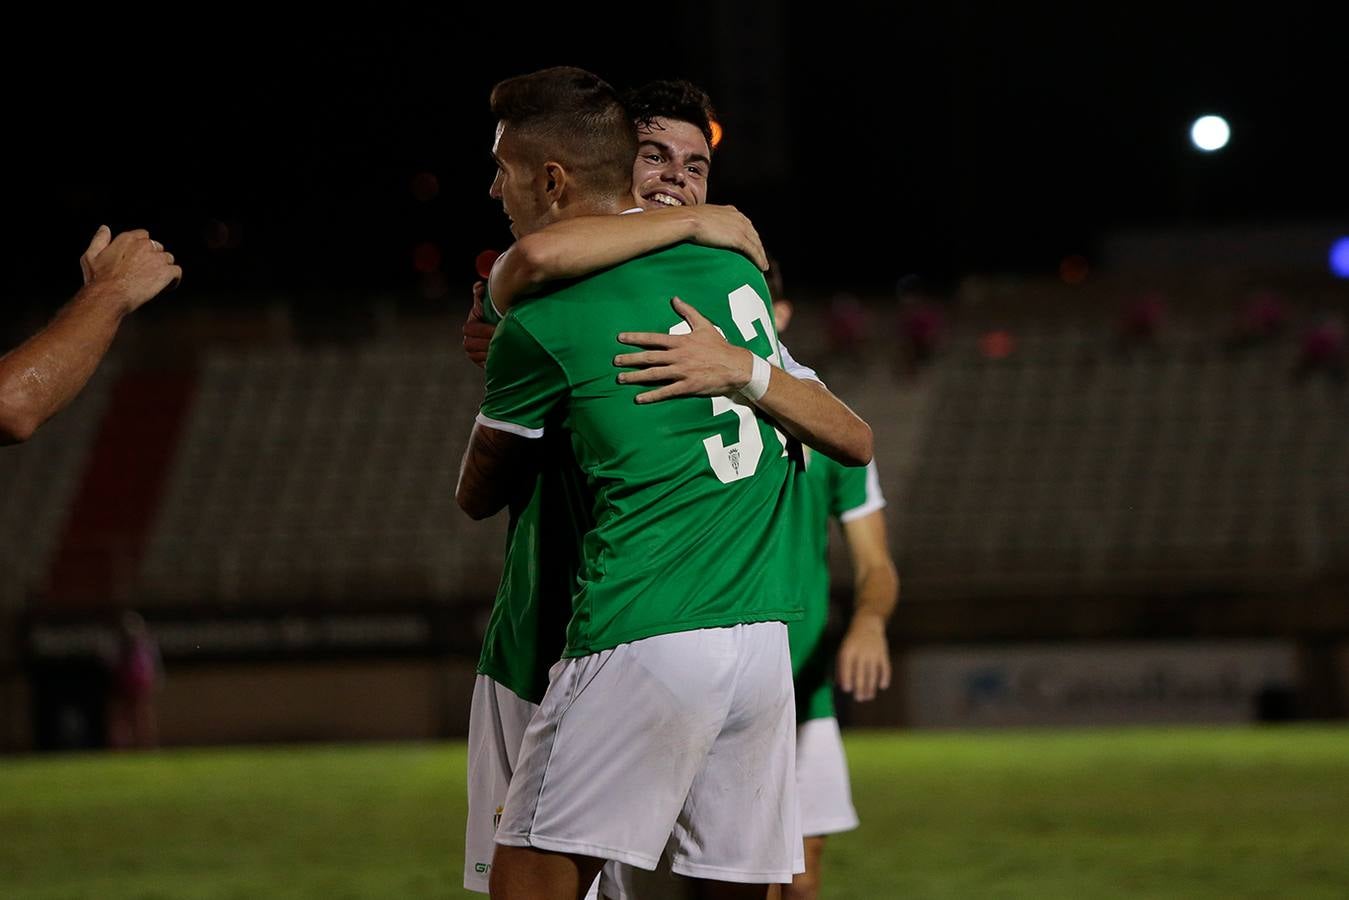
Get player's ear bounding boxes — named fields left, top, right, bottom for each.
left=773, top=299, right=794, bottom=335
left=542, top=161, right=567, bottom=202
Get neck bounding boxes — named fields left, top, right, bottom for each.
left=563, top=193, right=628, bottom=219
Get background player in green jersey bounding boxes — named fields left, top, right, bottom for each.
left=458, top=66, right=869, bottom=900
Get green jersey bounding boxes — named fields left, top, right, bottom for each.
left=474, top=431, right=589, bottom=702
left=479, top=243, right=806, bottom=657
left=473, top=291, right=586, bottom=703
left=788, top=451, right=886, bottom=722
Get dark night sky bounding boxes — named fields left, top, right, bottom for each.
left=4, top=4, right=1345, bottom=307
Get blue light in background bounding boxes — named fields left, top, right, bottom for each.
left=1331, top=237, right=1349, bottom=279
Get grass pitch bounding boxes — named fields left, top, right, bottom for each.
left=3, top=726, right=1348, bottom=898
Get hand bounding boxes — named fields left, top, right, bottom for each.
left=836, top=614, right=891, bottom=701
left=463, top=281, right=496, bottom=369
left=85, top=228, right=182, bottom=312
left=688, top=205, right=768, bottom=270
left=80, top=225, right=111, bottom=285
left=614, top=297, right=754, bottom=403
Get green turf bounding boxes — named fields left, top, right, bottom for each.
left=828, top=726, right=1349, bottom=899
left=2, top=727, right=1348, bottom=898
left=1, top=743, right=461, bottom=899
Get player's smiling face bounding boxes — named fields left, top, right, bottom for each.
left=631, top=117, right=711, bottom=210
left=489, top=122, right=551, bottom=237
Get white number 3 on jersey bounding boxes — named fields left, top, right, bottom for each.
left=669, top=285, right=783, bottom=484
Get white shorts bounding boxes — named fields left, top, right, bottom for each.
left=796, top=717, right=859, bottom=837
left=463, top=675, right=604, bottom=897
left=496, top=622, right=802, bottom=884
left=464, top=676, right=538, bottom=892
left=597, top=718, right=850, bottom=899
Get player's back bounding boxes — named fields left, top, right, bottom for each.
left=487, top=243, right=806, bottom=657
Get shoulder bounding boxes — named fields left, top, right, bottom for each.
left=616, top=245, right=769, bottom=299
left=663, top=242, right=762, bottom=275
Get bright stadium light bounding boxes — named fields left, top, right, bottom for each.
left=1190, top=115, right=1231, bottom=152
left=1331, top=237, right=1349, bottom=279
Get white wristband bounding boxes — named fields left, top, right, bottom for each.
left=741, top=354, right=772, bottom=402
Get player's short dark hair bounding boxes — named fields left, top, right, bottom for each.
left=623, top=79, right=718, bottom=152
left=490, top=66, right=637, bottom=200
left=765, top=255, right=785, bottom=299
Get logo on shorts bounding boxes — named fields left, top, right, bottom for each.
left=475, top=862, right=491, bottom=874
left=493, top=805, right=504, bottom=830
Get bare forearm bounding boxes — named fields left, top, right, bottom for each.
left=851, top=561, right=899, bottom=627
left=455, top=448, right=513, bottom=521
left=523, top=208, right=702, bottom=279
left=842, top=511, right=899, bottom=627
left=753, top=371, right=873, bottom=466
left=613, top=301, right=874, bottom=464
left=455, top=423, right=536, bottom=520
left=0, top=282, right=128, bottom=444
left=489, top=209, right=700, bottom=309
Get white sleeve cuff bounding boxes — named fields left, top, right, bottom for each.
left=475, top=412, right=544, bottom=439
left=839, top=460, right=887, bottom=522
left=839, top=496, right=887, bottom=523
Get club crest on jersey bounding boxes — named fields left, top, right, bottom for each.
left=729, top=447, right=741, bottom=474
left=493, top=805, right=504, bottom=829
